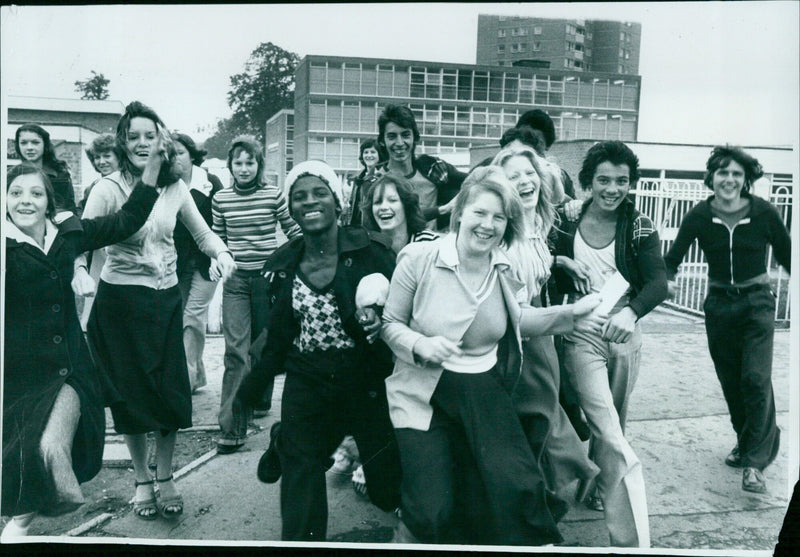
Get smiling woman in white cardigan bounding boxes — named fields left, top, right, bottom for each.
left=381, top=166, right=602, bottom=545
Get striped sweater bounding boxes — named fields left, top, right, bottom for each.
left=212, top=183, right=301, bottom=271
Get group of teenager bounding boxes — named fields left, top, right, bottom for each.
left=2, top=100, right=791, bottom=547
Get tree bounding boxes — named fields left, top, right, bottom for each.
left=202, top=114, right=248, bottom=160
left=226, top=42, right=299, bottom=142
left=74, top=71, right=110, bottom=100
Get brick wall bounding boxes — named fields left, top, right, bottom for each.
left=54, top=141, right=84, bottom=184
left=548, top=140, right=597, bottom=193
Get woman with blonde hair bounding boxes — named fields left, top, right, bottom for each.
left=382, top=166, right=603, bottom=544
left=491, top=146, right=599, bottom=505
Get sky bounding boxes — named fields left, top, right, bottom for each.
left=1, top=2, right=799, bottom=147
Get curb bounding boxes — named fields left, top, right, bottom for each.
left=69, top=424, right=269, bottom=537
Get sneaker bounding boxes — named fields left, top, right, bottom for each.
left=257, top=422, right=282, bottom=484
left=216, top=440, right=245, bottom=455
left=725, top=445, right=742, bottom=468
left=742, top=467, right=766, bottom=493
left=586, top=494, right=604, bottom=512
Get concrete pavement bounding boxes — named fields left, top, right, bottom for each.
left=35, top=308, right=796, bottom=551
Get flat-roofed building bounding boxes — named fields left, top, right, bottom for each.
left=291, top=54, right=641, bottom=178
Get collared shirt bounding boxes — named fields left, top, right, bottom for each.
left=187, top=165, right=214, bottom=197
left=4, top=217, right=59, bottom=254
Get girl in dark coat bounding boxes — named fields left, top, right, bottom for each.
left=14, top=123, right=77, bottom=213
left=2, top=163, right=159, bottom=539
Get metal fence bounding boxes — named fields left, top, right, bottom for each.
left=632, top=177, right=792, bottom=325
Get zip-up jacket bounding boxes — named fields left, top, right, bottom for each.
left=553, top=197, right=668, bottom=319
left=236, top=226, right=396, bottom=407
left=663, top=193, right=791, bottom=284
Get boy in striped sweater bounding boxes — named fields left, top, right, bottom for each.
left=211, top=136, right=301, bottom=454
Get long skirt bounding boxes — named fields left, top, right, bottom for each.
left=88, top=280, right=192, bottom=434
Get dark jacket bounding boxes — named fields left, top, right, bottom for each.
left=45, top=162, right=76, bottom=213
left=663, top=193, right=791, bottom=283
left=237, top=226, right=397, bottom=406
left=412, top=154, right=467, bottom=230
left=552, top=197, right=668, bottom=319
left=344, top=168, right=378, bottom=227
left=3, top=184, right=158, bottom=516
left=173, top=172, right=224, bottom=280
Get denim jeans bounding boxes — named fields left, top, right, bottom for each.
left=218, top=269, right=270, bottom=445
left=178, top=266, right=218, bottom=392
left=704, top=285, right=780, bottom=470
left=562, top=324, right=650, bottom=548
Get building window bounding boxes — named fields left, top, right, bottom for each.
left=534, top=26, right=542, bottom=35
left=619, top=64, right=624, bottom=73
left=457, top=70, right=472, bottom=100
left=574, top=61, right=582, bottom=69
left=497, top=44, right=505, bottom=53
left=342, top=102, right=359, bottom=132
left=377, top=65, right=394, bottom=96
left=442, top=70, right=457, bottom=100
left=620, top=31, right=626, bottom=41
left=360, top=102, right=377, bottom=133
left=587, top=32, right=593, bottom=40
left=518, top=28, right=528, bottom=36
left=533, top=41, right=541, bottom=51
left=498, top=29, right=506, bottom=37
left=309, top=62, right=326, bottom=94
left=343, top=63, right=360, bottom=95
left=309, top=100, right=325, bottom=130
left=425, top=70, right=442, bottom=98
left=511, top=28, right=517, bottom=36
left=503, top=74, right=519, bottom=103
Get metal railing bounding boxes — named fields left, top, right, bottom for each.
left=632, top=177, right=792, bottom=325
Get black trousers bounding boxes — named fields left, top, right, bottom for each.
left=277, top=357, right=401, bottom=541
left=394, top=369, right=562, bottom=546
left=704, top=285, right=780, bottom=470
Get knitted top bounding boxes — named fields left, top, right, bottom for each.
left=80, top=171, right=228, bottom=290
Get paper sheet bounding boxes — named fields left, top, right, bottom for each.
left=595, top=271, right=630, bottom=315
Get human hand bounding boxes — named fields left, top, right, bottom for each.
left=438, top=197, right=457, bottom=216
left=560, top=256, right=592, bottom=294
left=601, top=306, right=637, bottom=343
left=571, top=293, right=601, bottom=317
left=71, top=266, right=96, bottom=297
left=215, top=252, right=237, bottom=281
left=574, top=310, right=607, bottom=335
left=208, top=259, right=221, bottom=282
left=563, top=199, right=583, bottom=222
left=356, top=307, right=382, bottom=344
left=667, top=280, right=678, bottom=300
left=412, top=336, right=462, bottom=367
left=141, top=124, right=172, bottom=186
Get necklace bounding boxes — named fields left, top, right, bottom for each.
left=404, top=168, right=416, bottom=179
